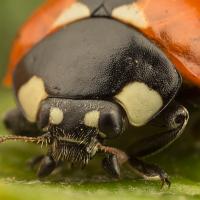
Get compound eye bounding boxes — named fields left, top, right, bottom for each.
left=49, top=107, right=64, bottom=125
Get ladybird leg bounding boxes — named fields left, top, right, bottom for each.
left=102, top=154, right=121, bottom=178
left=28, top=155, right=45, bottom=169
left=127, top=103, right=189, bottom=187
left=3, top=108, right=42, bottom=136
left=129, top=158, right=170, bottom=188
left=176, top=87, right=200, bottom=140
left=101, top=146, right=169, bottom=186
left=99, top=144, right=170, bottom=186
left=37, top=155, right=57, bottom=178
left=99, top=144, right=129, bottom=178
left=129, top=103, right=189, bottom=157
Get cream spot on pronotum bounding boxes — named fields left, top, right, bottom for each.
left=49, top=107, right=64, bottom=125
left=52, top=2, right=90, bottom=28
left=18, top=76, right=48, bottom=122
left=84, top=110, right=100, bottom=128
left=115, top=82, right=163, bottom=127
left=112, top=3, right=148, bottom=29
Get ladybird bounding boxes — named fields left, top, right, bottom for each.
left=3, top=0, right=199, bottom=187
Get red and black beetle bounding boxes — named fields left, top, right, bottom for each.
left=2, top=0, right=200, bottom=186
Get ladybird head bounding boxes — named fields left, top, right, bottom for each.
left=0, top=97, right=127, bottom=167
left=35, top=98, right=126, bottom=166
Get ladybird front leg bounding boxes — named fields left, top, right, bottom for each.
left=99, top=145, right=129, bottom=178
left=37, top=155, right=57, bottom=178
left=129, top=103, right=189, bottom=157
left=129, top=158, right=171, bottom=188
left=102, top=154, right=121, bottom=178
left=99, top=144, right=170, bottom=187
left=178, top=87, right=200, bottom=141
left=28, top=155, right=45, bottom=169
left=126, top=103, right=189, bottom=186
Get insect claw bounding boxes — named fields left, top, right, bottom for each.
left=165, top=178, right=171, bottom=188
left=160, top=177, right=171, bottom=189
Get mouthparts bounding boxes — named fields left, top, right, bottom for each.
left=0, top=129, right=100, bottom=166
left=0, top=132, right=128, bottom=168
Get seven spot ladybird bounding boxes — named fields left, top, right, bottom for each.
left=3, top=0, right=200, bottom=187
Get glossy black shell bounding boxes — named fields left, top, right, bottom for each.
left=14, top=18, right=181, bottom=106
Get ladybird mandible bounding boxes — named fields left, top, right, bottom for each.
left=3, top=0, right=199, bottom=187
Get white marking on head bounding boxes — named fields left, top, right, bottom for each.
left=18, top=76, right=48, bottom=122
left=52, top=2, right=90, bottom=28
left=49, top=107, right=64, bottom=125
left=115, top=82, right=163, bottom=127
left=112, top=3, right=148, bottom=29
left=84, top=110, right=100, bottom=128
